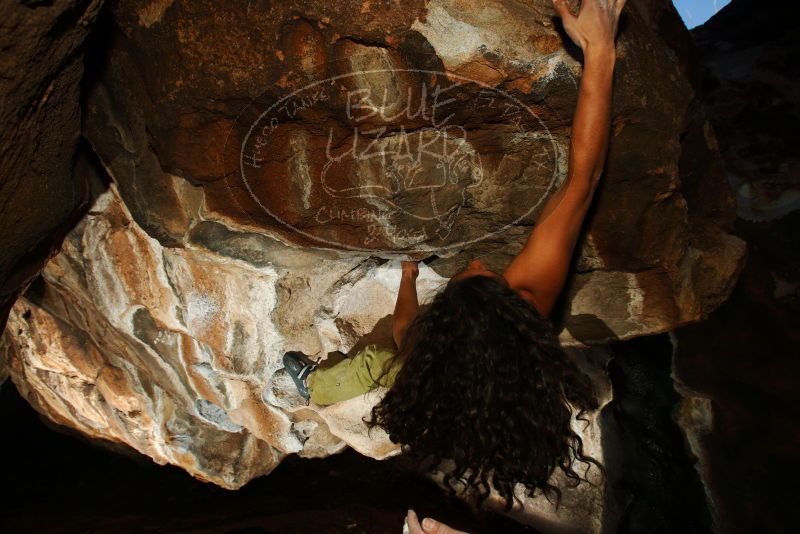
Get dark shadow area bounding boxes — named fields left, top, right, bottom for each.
left=600, top=334, right=713, bottom=534
left=671, top=211, right=800, bottom=533
left=79, top=0, right=115, bottom=116
left=0, top=380, right=537, bottom=534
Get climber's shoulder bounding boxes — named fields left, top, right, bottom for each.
left=512, top=286, right=552, bottom=318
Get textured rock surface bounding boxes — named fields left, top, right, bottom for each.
left=0, top=0, right=104, bottom=330
left=4, top=185, right=419, bottom=488
left=2, top=0, right=749, bottom=530
left=79, top=0, right=746, bottom=344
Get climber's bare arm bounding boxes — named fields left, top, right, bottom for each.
left=504, top=0, right=624, bottom=318
left=393, top=261, right=420, bottom=348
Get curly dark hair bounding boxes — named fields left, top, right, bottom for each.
left=367, top=274, right=602, bottom=510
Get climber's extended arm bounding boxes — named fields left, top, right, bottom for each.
left=503, top=0, right=624, bottom=318
left=393, top=261, right=419, bottom=349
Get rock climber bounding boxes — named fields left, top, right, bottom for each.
left=282, top=0, right=626, bottom=511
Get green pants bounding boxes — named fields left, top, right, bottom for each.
left=306, top=344, right=400, bottom=406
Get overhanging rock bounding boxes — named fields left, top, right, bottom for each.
left=2, top=0, right=746, bottom=530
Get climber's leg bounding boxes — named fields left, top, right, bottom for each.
left=307, top=344, right=397, bottom=406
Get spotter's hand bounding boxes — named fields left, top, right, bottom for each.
left=405, top=510, right=469, bottom=534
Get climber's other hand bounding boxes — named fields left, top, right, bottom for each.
left=401, top=260, right=419, bottom=280
left=550, top=0, right=626, bottom=52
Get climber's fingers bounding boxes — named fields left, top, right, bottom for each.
left=401, top=260, right=420, bottom=279
left=615, top=0, right=627, bottom=17
left=402, top=251, right=432, bottom=262
left=550, top=0, right=575, bottom=21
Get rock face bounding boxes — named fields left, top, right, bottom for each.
left=0, top=0, right=104, bottom=330
left=77, top=0, right=746, bottom=344
left=1, top=0, right=747, bottom=530
left=7, top=184, right=434, bottom=484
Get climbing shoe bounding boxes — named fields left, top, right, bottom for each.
left=283, top=351, right=317, bottom=400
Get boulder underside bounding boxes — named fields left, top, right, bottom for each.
left=2, top=0, right=747, bottom=530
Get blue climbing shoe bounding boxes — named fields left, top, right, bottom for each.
left=283, top=351, right=317, bottom=400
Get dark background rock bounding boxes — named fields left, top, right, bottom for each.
left=668, top=1, right=800, bottom=531
left=600, top=335, right=712, bottom=534
left=691, top=0, right=799, bottom=223
left=0, top=0, right=105, bottom=332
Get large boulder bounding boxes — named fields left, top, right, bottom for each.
left=2, top=0, right=747, bottom=530
left=4, top=183, right=616, bottom=530
left=78, top=0, right=746, bottom=344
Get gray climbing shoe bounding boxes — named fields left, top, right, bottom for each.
left=283, top=351, right=317, bottom=400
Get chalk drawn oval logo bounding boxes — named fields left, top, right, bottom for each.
left=239, top=68, right=565, bottom=253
